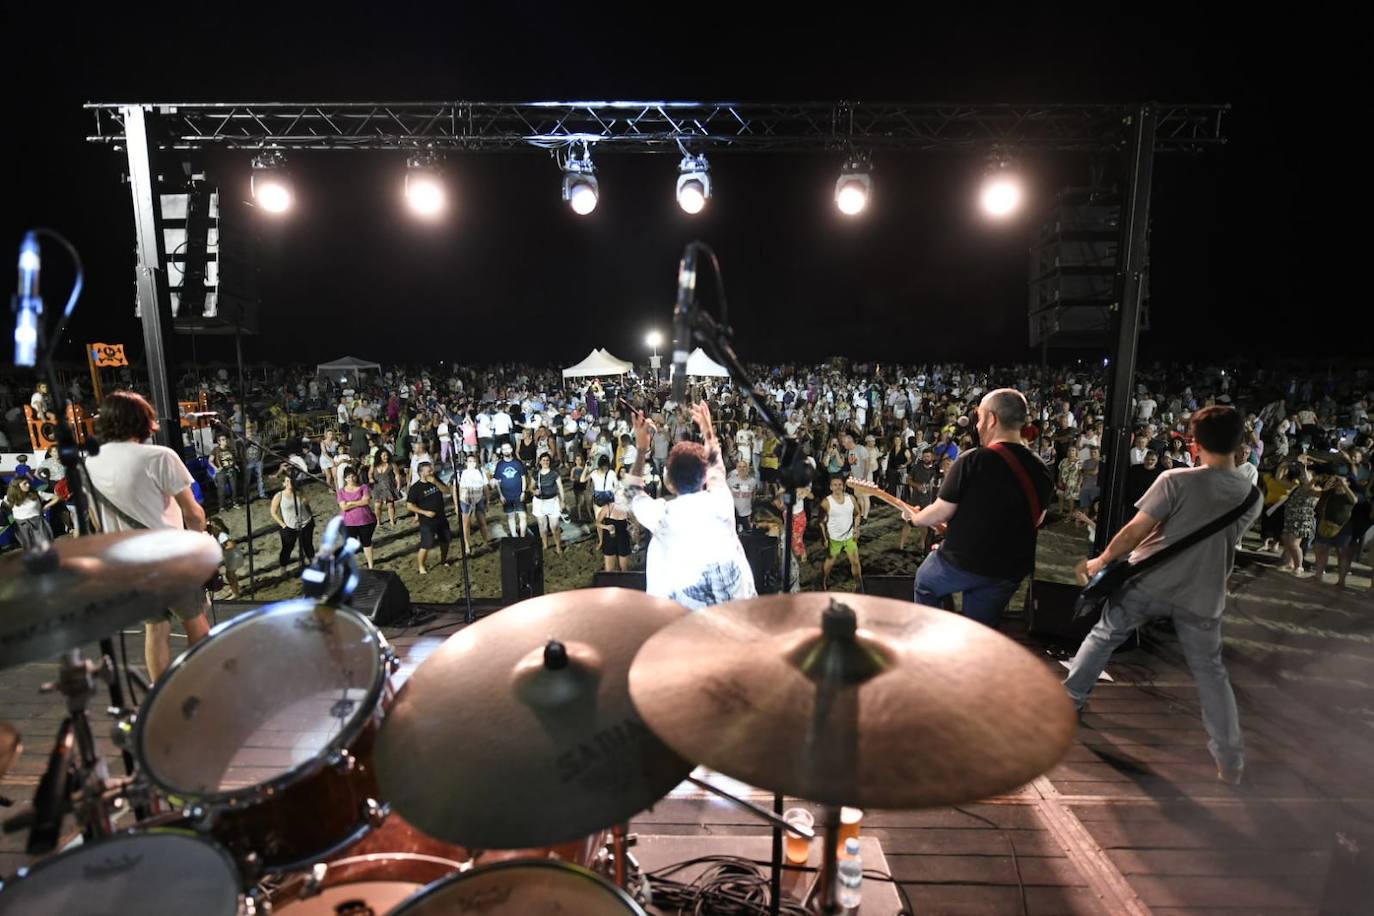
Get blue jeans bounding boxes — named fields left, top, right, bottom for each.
left=245, top=461, right=265, bottom=499
left=913, top=549, right=1020, bottom=627
left=1063, top=583, right=1243, bottom=772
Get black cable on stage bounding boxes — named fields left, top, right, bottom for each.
left=645, top=854, right=914, bottom=916
left=953, top=806, right=1026, bottom=916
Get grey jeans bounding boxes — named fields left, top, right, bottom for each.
left=1063, top=583, right=1244, bottom=771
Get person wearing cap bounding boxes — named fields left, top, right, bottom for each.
left=493, top=443, right=528, bottom=538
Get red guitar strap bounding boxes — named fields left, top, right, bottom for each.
left=988, top=442, right=1042, bottom=531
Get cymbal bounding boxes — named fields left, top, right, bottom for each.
left=0, top=531, right=223, bottom=669
left=376, top=588, right=693, bottom=849
left=628, top=592, right=1076, bottom=808
left=0, top=722, right=19, bottom=780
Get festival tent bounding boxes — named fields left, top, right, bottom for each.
left=562, top=349, right=630, bottom=378
left=597, top=349, right=635, bottom=372
left=316, top=356, right=381, bottom=380
left=686, top=347, right=729, bottom=377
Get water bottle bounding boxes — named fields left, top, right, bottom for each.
left=837, top=837, right=863, bottom=909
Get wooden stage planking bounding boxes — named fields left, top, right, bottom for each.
left=1, top=550, right=1370, bottom=914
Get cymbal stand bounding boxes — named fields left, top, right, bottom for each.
left=814, top=805, right=843, bottom=915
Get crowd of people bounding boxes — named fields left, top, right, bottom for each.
left=2, top=358, right=1371, bottom=591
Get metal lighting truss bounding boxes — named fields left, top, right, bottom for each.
left=85, top=100, right=1226, bottom=153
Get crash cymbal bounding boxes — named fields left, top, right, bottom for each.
left=376, top=588, right=693, bottom=849
left=628, top=592, right=1076, bottom=809
left=0, top=531, right=223, bottom=669
left=0, top=722, right=19, bottom=780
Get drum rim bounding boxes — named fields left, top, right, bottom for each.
left=0, top=829, right=243, bottom=902
left=132, top=598, right=392, bottom=804
left=391, top=859, right=646, bottom=914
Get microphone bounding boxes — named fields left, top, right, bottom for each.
left=13, top=231, right=41, bottom=367
left=671, top=243, right=697, bottom=404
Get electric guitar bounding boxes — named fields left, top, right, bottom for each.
left=844, top=477, right=948, bottom=533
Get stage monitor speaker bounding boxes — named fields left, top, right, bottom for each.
left=739, top=531, right=781, bottom=595
left=864, top=575, right=915, bottom=601
left=348, top=569, right=411, bottom=627
left=501, top=534, right=545, bottom=604
left=1025, top=578, right=1136, bottom=650
left=592, top=571, right=647, bottom=591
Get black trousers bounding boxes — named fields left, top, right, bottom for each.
left=278, top=519, right=316, bottom=568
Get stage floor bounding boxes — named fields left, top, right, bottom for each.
left=2, top=554, right=1370, bottom=914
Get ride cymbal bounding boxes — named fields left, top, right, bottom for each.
left=628, top=592, right=1076, bottom=808
left=375, top=588, right=692, bottom=849
left=0, top=531, right=223, bottom=669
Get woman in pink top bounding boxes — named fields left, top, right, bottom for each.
left=337, top=467, right=378, bottom=569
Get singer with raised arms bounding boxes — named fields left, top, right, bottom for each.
left=621, top=401, right=756, bottom=610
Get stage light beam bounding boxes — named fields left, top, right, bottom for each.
left=834, top=156, right=872, bottom=217
left=404, top=156, right=447, bottom=218
left=250, top=152, right=292, bottom=215
left=980, top=159, right=1024, bottom=219
left=676, top=155, right=712, bottom=214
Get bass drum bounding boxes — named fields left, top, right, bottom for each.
left=135, top=599, right=394, bottom=871
left=271, top=809, right=609, bottom=913
left=393, top=860, right=645, bottom=915
left=0, top=831, right=242, bottom=916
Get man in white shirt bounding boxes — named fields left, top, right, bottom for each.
left=625, top=404, right=756, bottom=610
left=83, top=391, right=213, bottom=681
left=726, top=458, right=759, bottom=530
left=30, top=382, right=49, bottom=417
left=492, top=404, right=515, bottom=449
left=1137, top=393, right=1158, bottom=422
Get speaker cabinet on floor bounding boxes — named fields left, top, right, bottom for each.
left=347, top=569, right=412, bottom=627
left=1025, top=578, right=1137, bottom=650
left=592, top=570, right=647, bottom=590
left=738, top=531, right=781, bottom=595
left=501, top=534, right=545, bottom=604
left=864, top=575, right=916, bottom=601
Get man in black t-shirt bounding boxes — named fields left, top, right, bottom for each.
left=405, top=461, right=452, bottom=574
left=899, top=389, right=1054, bottom=627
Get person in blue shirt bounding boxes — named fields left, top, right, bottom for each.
left=13, top=455, right=32, bottom=481
left=493, top=443, right=528, bottom=538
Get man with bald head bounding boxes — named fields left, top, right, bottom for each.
left=900, top=388, right=1055, bottom=627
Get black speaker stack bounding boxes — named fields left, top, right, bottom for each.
left=347, top=569, right=412, bottom=627
left=501, top=534, right=545, bottom=604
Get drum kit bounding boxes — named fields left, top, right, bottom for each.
left=0, top=522, right=1077, bottom=915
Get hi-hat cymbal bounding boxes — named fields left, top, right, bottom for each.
left=628, top=592, right=1077, bottom=808
left=0, top=531, right=223, bottom=669
left=0, top=722, right=19, bottom=780
left=375, top=588, right=693, bottom=849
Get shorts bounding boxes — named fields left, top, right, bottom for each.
left=495, top=433, right=513, bottom=448
left=460, top=493, right=487, bottom=515
left=419, top=521, right=453, bottom=549
left=760, top=466, right=780, bottom=484
left=601, top=517, right=632, bottom=557
left=222, top=548, right=245, bottom=573
left=462, top=442, right=476, bottom=453
left=533, top=496, right=562, bottom=519
left=1313, top=527, right=1352, bottom=549
left=502, top=497, right=524, bottom=513
left=479, top=437, right=494, bottom=451
left=147, top=588, right=211, bottom=626
left=827, top=537, right=858, bottom=559
left=346, top=521, right=377, bottom=548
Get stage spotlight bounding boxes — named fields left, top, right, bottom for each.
left=562, top=145, right=599, bottom=215
left=834, top=156, right=872, bottom=216
left=676, top=154, right=711, bottom=214
left=405, top=153, right=447, bottom=218
left=250, top=152, right=292, bottom=215
left=980, top=160, right=1023, bottom=218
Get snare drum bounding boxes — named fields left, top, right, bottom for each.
left=392, top=860, right=646, bottom=915
left=0, top=831, right=243, bottom=916
left=135, top=599, right=395, bottom=871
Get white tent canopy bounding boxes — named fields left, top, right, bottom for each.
left=597, top=348, right=634, bottom=371
left=686, top=347, right=729, bottom=377
left=316, top=356, right=381, bottom=377
left=562, top=349, right=630, bottom=379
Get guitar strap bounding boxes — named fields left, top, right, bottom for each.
left=987, top=442, right=1041, bottom=531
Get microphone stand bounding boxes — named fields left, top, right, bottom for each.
left=681, top=248, right=813, bottom=916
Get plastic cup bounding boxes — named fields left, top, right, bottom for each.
left=783, top=807, right=814, bottom=864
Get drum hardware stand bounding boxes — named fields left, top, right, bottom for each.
left=684, top=775, right=817, bottom=842
left=6, top=648, right=122, bottom=852
left=679, top=241, right=816, bottom=916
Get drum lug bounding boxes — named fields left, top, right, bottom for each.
left=364, top=797, right=386, bottom=828
left=298, top=862, right=329, bottom=899
left=385, top=648, right=401, bottom=673
left=327, top=749, right=357, bottom=773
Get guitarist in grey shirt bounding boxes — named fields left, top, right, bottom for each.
left=1064, top=406, right=1262, bottom=785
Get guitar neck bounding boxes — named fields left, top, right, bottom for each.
left=851, top=482, right=911, bottom=515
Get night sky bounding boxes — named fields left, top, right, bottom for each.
left=4, top=6, right=1361, bottom=372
